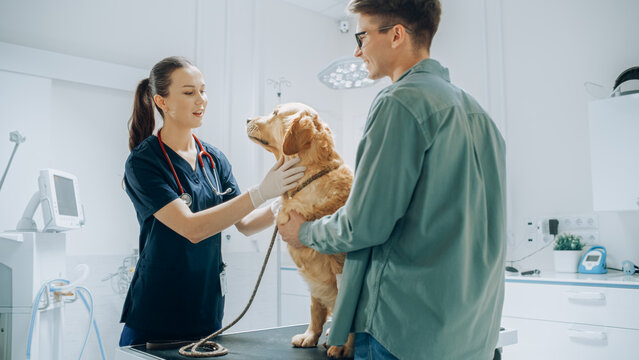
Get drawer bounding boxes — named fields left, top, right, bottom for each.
left=503, top=282, right=639, bottom=329
left=501, top=316, right=639, bottom=360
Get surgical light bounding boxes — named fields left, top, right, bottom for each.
left=318, top=56, right=378, bottom=90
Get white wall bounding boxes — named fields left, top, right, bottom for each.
left=502, top=0, right=639, bottom=270
left=48, top=80, right=139, bottom=255
left=0, top=71, right=52, bottom=232
left=433, top=0, right=491, bottom=109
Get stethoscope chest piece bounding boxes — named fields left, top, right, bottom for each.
left=180, top=193, right=193, bottom=207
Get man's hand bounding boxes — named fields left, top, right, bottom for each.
left=278, top=211, right=307, bottom=249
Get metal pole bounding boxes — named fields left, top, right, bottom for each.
left=0, top=131, right=26, bottom=193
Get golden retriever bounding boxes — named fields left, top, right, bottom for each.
left=247, top=102, right=354, bottom=358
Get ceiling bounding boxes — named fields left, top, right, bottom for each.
left=281, top=0, right=351, bottom=19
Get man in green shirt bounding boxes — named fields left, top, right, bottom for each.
left=278, top=0, right=506, bottom=359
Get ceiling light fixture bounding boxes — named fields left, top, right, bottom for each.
left=318, top=56, right=378, bottom=90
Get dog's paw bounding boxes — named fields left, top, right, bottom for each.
left=291, top=331, right=320, bottom=348
left=327, top=345, right=354, bottom=359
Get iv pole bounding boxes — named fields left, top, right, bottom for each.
left=0, top=131, right=26, bottom=194
left=266, top=77, right=291, bottom=104
left=265, top=77, right=290, bottom=327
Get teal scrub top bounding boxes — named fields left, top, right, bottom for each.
left=121, top=135, right=240, bottom=339
left=300, top=59, right=507, bottom=359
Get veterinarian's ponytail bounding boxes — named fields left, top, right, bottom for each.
left=127, top=56, right=195, bottom=151
left=128, top=78, right=154, bottom=151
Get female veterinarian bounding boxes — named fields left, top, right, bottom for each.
left=119, top=56, right=305, bottom=346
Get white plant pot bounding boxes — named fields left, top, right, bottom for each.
left=553, top=250, right=582, bottom=273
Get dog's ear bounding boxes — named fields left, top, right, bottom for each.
left=282, top=112, right=314, bottom=155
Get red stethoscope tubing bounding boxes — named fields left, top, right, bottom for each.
left=157, top=129, right=214, bottom=197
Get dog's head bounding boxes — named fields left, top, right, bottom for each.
left=247, top=102, right=337, bottom=163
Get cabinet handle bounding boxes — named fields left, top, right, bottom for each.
left=564, top=291, right=605, bottom=301
left=567, top=328, right=607, bottom=342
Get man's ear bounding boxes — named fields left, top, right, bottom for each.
left=391, top=24, right=409, bottom=49
left=282, top=113, right=314, bottom=156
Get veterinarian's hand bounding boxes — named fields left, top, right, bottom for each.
left=249, top=157, right=305, bottom=208
left=278, top=211, right=306, bottom=249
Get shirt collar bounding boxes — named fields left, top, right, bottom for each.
left=396, top=58, right=450, bottom=83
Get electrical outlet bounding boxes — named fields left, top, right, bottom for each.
left=541, top=233, right=554, bottom=243
left=524, top=218, right=542, bottom=244
left=548, top=214, right=600, bottom=246
left=568, top=230, right=600, bottom=245
left=556, top=214, right=599, bottom=232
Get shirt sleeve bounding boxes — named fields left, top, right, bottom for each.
left=124, top=151, right=179, bottom=221
left=299, top=96, right=428, bottom=254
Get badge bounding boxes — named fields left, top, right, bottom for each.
left=219, top=270, right=228, bottom=297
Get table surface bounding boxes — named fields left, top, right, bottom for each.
left=120, top=323, right=333, bottom=360
left=117, top=323, right=517, bottom=359
left=505, top=269, right=639, bottom=288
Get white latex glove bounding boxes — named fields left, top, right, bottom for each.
left=248, top=157, right=304, bottom=208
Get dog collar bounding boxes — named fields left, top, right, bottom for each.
left=287, top=164, right=341, bottom=199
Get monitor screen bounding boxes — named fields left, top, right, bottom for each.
left=586, top=254, right=600, bottom=262
left=38, top=169, right=84, bottom=232
left=54, top=175, right=78, bottom=216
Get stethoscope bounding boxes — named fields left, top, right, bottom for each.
left=157, top=129, right=232, bottom=207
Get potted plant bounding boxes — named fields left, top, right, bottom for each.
left=553, top=233, right=584, bottom=273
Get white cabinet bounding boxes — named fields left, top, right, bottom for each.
left=502, top=273, right=639, bottom=359
left=588, top=93, right=639, bottom=211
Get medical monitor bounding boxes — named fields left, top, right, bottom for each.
left=38, top=169, right=84, bottom=232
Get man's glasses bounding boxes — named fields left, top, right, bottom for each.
left=354, top=24, right=414, bottom=49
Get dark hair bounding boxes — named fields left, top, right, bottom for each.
left=128, top=56, right=194, bottom=151
left=348, top=0, right=441, bottom=50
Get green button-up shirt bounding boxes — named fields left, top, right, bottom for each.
left=299, top=58, right=506, bottom=359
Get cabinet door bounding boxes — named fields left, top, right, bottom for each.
left=501, top=317, right=639, bottom=360
left=589, top=94, right=639, bottom=211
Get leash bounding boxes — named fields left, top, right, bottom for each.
left=152, top=164, right=341, bottom=357
left=176, top=226, right=279, bottom=357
